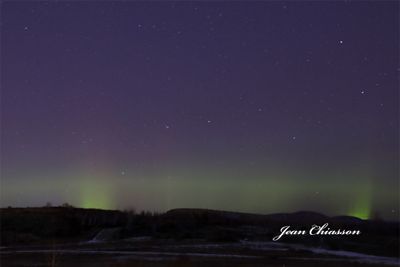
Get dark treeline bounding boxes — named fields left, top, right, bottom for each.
left=1, top=207, right=399, bottom=258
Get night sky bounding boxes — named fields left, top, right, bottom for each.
left=1, top=1, right=398, bottom=220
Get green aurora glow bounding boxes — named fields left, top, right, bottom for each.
left=1, top=165, right=396, bottom=220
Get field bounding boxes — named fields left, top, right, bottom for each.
left=1, top=207, right=399, bottom=267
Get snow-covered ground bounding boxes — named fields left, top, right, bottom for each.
left=238, top=240, right=400, bottom=266
left=0, top=249, right=260, bottom=259
left=1, top=240, right=399, bottom=266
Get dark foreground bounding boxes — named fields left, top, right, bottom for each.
left=1, top=207, right=399, bottom=266
left=2, top=238, right=399, bottom=267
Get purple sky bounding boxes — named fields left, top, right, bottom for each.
left=1, top=1, right=398, bottom=219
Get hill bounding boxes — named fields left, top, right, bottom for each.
left=1, top=207, right=398, bottom=257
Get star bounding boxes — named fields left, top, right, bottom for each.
left=121, top=171, right=126, bottom=176
left=207, top=120, right=212, bottom=124
left=24, top=26, right=29, bottom=31
left=339, top=40, right=344, bottom=44
left=361, top=90, right=366, bottom=95
left=292, top=136, right=297, bottom=140
left=165, top=125, right=170, bottom=129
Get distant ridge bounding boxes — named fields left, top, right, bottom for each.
left=0, top=207, right=367, bottom=222
left=164, top=208, right=361, bottom=224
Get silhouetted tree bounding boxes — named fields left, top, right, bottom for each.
left=60, top=202, right=74, bottom=208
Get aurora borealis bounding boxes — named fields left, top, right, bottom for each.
left=1, top=1, right=398, bottom=220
